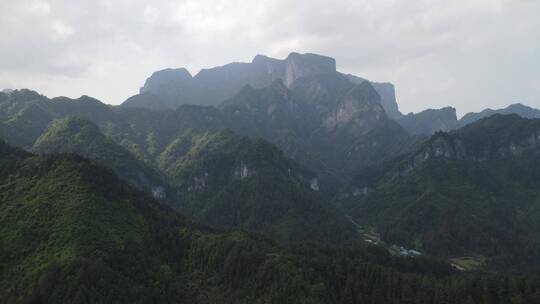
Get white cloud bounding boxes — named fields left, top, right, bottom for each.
left=51, top=20, right=74, bottom=40
left=143, top=6, right=160, bottom=25
left=25, top=0, right=51, bottom=16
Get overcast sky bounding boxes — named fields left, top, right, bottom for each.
left=0, top=0, right=538, bottom=115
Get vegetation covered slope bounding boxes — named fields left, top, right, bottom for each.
left=0, top=79, right=411, bottom=191
left=0, top=90, right=118, bottom=149
left=31, top=117, right=176, bottom=202
left=29, top=115, right=358, bottom=244
left=2, top=139, right=540, bottom=304
left=341, top=115, right=540, bottom=271
left=0, top=91, right=359, bottom=244
left=156, top=129, right=357, bottom=244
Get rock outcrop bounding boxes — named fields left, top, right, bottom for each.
left=124, top=52, right=400, bottom=118
left=397, top=107, right=458, bottom=136
left=346, top=74, right=401, bottom=120
left=284, top=52, right=336, bottom=86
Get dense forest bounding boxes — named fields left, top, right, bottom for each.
left=1, top=139, right=540, bottom=303
left=341, top=115, right=540, bottom=272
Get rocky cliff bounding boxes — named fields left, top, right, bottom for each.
left=397, top=107, right=458, bottom=136
left=126, top=52, right=400, bottom=118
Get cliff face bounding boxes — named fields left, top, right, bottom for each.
left=222, top=73, right=409, bottom=183
left=284, top=52, right=336, bottom=86
left=128, top=52, right=400, bottom=118
left=346, top=74, right=401, bottom=120
left=324, top=81, right=385, bottom=132
left=140, top=68, right=192, bottom=94
left=133, top=53, right=336, bottom=108
left=396, top=103, right=540, bottom=137
left=391, top=114, right=540, bottom=178
left=420, top=114, right=540, bottom=161
left=397, top=107, right=458, bottom=136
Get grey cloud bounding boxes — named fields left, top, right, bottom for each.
left=0, top=0, right=538, bottom=115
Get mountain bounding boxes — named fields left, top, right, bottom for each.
left=222, top=75, right=410, bottom=184
left=346, top=74, right=401, bottom=119
left=396, top=103, right=540, bottom=136
left=341, top=114, right=540, bottom=272
left=0, top=89, right=119, bottom=149
left=125, top=52, right=401, bottom=117
left=397, top=107, right=458, bottom=136
left=1, top=86, right=410, bottom=191
left=121, top=92, right=171, bottom=110
left=2, top=138, right=540, bottom=303
left=155, top=129, right=356, bottom=244
left=458, top=103, right=540, bottom=128
left=0, top=91, right=359, bottom=243
left=32, top=117, right=176, bottom=201
left=0, top=89, right=57, bottom=148
left=133, top=52, right=336, bottom=108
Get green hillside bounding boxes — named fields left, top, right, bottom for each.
left=157, top=129, right=357, bottom=244
left=32, top=117, right=176, bottom=202
left=341, top=115, right=540, bottom=271
left=2, top=139, right=540, bottom=303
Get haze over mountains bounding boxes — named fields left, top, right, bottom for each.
left=122, top=52, right=539, bottom=136
left=2, top=52, right=540, bottom=303
left=125, top=52, right=402, bottom=120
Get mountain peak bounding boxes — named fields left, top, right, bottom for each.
left=140, top=68, right=192, bottom=94
left=397, top=107, right=458, bottom=136
left=252, top=54, right=281, bottom=64
left=33, top=116, right=103, bottom=149
left=286, top=52, right=335, bottom=64
left=133, top=52, right=399, bottom=119
left=122, top=92, right=170, bottom=110
left=506, top=103, right=535, bottom=112
left=284, top=52, right=337, bottom=86
left=458, top=103, right=540, bottom=128
left=32, top=116, right=175, bottom=200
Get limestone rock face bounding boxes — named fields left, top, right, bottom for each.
left=234, top=162, right=255, bottom=179
left=392, top=114, right=540, bottom=179
left=122, top=92, right=170, bottom=110
left=222, top=73, right=408, bottom=182
left=310, top=178, right=320, bottom=191
left=397, top=107, right=458, bottom=136
left=284, top=52, right=336, bottom=86
left=126, top=52, right=397, bottom=117
left=419, top=134, right=466, bottom=161
left=141, top=68, right=192, bottom=93
left=324, top=82, right=385, bottom=131
left=151, top=186, right=166, bottom=200
left=138, top=68, right=193, bottom=108
left=346, top=74, right=401, bottom=120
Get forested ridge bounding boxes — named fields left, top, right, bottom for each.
left=341, top=115, right=540, bottom=272
left=1, top=139, right=540, bottom=303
